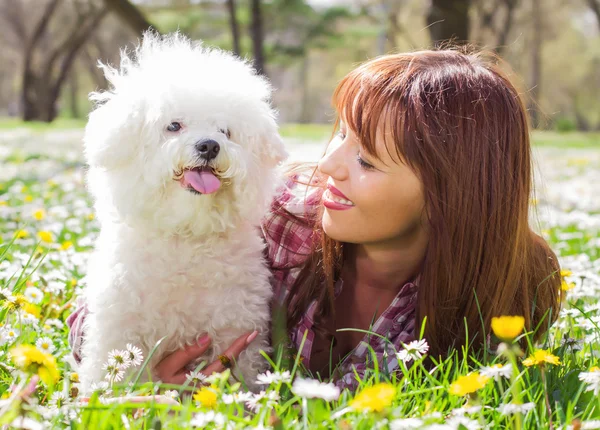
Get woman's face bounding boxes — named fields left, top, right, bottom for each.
left=317, top=120, right=427, bottom=247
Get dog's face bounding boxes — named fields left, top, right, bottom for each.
left=84, top=33, right=287, bottom=235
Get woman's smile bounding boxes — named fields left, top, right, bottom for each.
left=323, top=183, right=355, bottom=210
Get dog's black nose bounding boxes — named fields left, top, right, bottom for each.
left=195, top=139, right=220, bottom=161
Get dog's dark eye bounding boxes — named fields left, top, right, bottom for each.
left=219, top=128, right=231, bottom=139
left=167, top=122, right=182, bottom=132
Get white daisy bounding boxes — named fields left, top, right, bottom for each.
left=126, top=343, right=144, bottom=366
left=221, top=391, right=253, bottom=404
left=396, top=339, right=429, bottom=363
left=24, top=286, right=43, bottom=304
left=35, top=337, right=56, bottom=354
left=256, top=370, right=292, bottom=385
left=190, top=411, right=225, bottom=428
left=49, top=391, right=69, bottom=409
left=390, top=418, right=424, bottom=430
left=103, top=362, right=125, bottom=383
left=89, top=381, right=111, bottom=395
left=46, top=318, right=64, bottom=330
left=163, top=390, right=179, bottom=399
left=2, top=327, right=20, bottom=344
left=480, top=363, right=512, bottom=380
left=291, top=377, right=340, bottom=401
left=582, top=421, right=600, bottom=429
left=186, top=369, right=208, bottom=385
left=497, top=402, right=535, bottom=415
left=579, top=369, right=600, bottom=395
left=107, top=349, right=132, bottom=369
left=245, top=390, right=280, bottom=412
left=445, top=416, right=480, bottom=430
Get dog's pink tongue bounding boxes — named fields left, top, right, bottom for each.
left=183, top=169, right=221, bottom=194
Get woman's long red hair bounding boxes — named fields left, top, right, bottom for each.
left=279, top=47, right=562, bottom=358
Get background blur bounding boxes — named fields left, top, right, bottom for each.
left=0, top=0, right=598, bottom=131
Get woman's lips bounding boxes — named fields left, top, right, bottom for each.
left=323, top=186, right=355, bottom=210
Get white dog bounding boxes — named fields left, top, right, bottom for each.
left=78, top=32, right=287, bottom=393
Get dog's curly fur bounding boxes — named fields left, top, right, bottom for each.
left=78, top=32, right=288, bottom=392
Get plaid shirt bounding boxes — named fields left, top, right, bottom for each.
left=67, top=178, right=418, bottom=390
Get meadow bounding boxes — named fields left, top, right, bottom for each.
left=0, top=124, right=599, bottom=429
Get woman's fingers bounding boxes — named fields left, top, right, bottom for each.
left=155, top=335, right=212, bottom=382
left=154, top=331, right=259, bottom=385
left=203, top=331, right=258, bottom=375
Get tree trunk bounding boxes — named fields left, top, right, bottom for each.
left=427, top=0, right=471, bottom=46
left=22, top=0, right=62, bottom=121
left=529, top=0, right=542, bottom=128
left=226, top=0, right=241, bottom=56
left=22, top=4, right=108, bottom=122
left=103, top=0, right=155, bottom=35
left=250, top=0, right=266, bottom=76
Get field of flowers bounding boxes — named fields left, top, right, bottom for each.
left=0, top=127, right=599, bottom=429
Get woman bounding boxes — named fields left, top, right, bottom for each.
left=68, top=47, right=562, bottom=390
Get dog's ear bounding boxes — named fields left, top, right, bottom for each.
left=84, top=99, right=140, bottom=169
left=259, top=128, right=288, bottom=168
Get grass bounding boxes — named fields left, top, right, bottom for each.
left=0, top=130, right=599, bottom=428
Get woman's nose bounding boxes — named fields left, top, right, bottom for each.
left=318, top=141, right=348, bottom=180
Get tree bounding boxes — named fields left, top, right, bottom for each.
left=1, top=0, right=109, bottom=122
left=472, top=0, right=518, bottom=54
left=103, top=0, right=155, bottom=35
left=427, top=0, right=472, bottom=46
left=529, top=0, right=542, bottom=128
left=226, top=0, right=241, bottom=56
left=250, top=0, right=266, bottom=75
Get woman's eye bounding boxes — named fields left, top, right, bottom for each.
left=337, top=130, right=346, bottom=139
left=219, top=128, right=231, bottom=139
left=166, top=122, right=182, bottom=132
left=357, top=154, right=375, bottom=170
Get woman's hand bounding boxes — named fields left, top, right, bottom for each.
left=155, top=330, right=259, bottom=385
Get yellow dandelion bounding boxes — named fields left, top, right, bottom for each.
left=70, top=372, right=80, bottom=383
left=10, top=344, right=59, bottom=385
left=523, top=349, right=561, bottom=367
left=37, top=231, right=53, bottom=243
left=60, top=241, right=73, bottom=251
left=560, top=269, right=572, bottom=278
left=193, top=386, right=218, bottom=408
left=491, top=316, right=525, bottom=342
left=449, top=372, right=490, bottom=396
left=589, top=366, right=600, bottom=373
left=22, top=303, right=41, bottom=319
left=349, top=383, right=396, bottom=412
left=87, top=213, right=95, bottom=221
left=33, top=209, right=46, bottom=221
left=13, top=294, right=28, bottom=308
left=0, top=200, right=7, bottom=206
left=561, top=280, right=575, bottom=291
left=24, top=195, right=33, bottom=202
left=70, top=278, right=77, bottom=287
left=15, top=229, right=29, bottom=239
